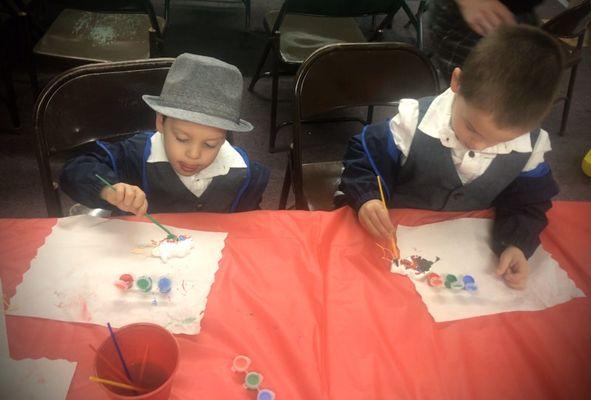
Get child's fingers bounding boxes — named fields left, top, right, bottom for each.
left=136, top=201, right=148, bottom=217
left=131, top=189, right=146, bottom=210
left=504, top=272, right=527, bottom=290
left=368, top=209, right=392, bottom=239
left=376, top=205, right=395, bottom=234
left=102, top=184, right=124, bottom=205
left=496, top=252, right=512, bottom=276
left=360, top=214, right=382, bottom=239
left=122, top=185, right=137, bottom=208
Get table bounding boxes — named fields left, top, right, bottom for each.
left=1, top=201, right=590, bottom=399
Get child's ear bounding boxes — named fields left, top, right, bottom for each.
left=155, top=113, right=165, bottom=132
left=450, top=67, right=462, bottom=93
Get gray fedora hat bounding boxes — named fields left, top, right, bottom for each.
left=143, top=53, right=253, bottom=132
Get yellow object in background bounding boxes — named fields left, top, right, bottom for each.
left=582, top=148, right=591, bottom=177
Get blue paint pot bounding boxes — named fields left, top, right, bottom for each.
left=158, top=277, right=172, bottom=294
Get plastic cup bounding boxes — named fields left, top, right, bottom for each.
left=257, top=388, right=276, bottom=400
left=231, top=355, right=251, bottom=372
left=94, top=323, right=179, bottom=400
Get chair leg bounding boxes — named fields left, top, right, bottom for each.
left=279, top=158, right=291, bottom=209
left=269, top=39, right=280, bottom=152
left=417, top=5, right=424, bottom=50
left=559, top=64, right=579, bottom=136
left=243, top=0, right=251, bottom=31
left=366, top=106, right=374, bottom=124
left=401, top=1, right=421, bottom=49
left=248, top=39, right=272, bottom=92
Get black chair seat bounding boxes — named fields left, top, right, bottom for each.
left=301, top=161, right=343, bottom=211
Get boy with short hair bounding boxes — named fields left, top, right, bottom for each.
left=61, top=53, right=269, bottom=214
left=337, top=25, right=563, bottom=289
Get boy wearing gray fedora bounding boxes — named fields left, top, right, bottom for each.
left=60, top=53, right=269, bottom=214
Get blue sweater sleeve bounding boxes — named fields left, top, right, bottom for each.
left=491, top=166, right=559, bottom=258
left=59, top=135, right=147, bottom=210
left=337, top=122, right=400, bottom=211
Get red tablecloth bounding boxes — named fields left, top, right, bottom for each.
left=1, top=201, right=590, bottom=399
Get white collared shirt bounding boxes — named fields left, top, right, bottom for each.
left=389, top=88, right=551, bottom=184
left=147, top=131, right=246, bottom=197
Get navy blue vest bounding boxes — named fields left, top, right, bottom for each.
left=367, top=97, right=540, bottom=211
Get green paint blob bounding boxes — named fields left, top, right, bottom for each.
left=245, top=372, right=262, bottom=389
left=444, top=274, right=457, bottom=289
left=136, top=276, right=152, bottom=292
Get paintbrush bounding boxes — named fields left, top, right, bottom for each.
left=376, top=175, right=400, bottom=265
left=89, top=376, right=148, bottom=393
left=95, top=174, right=176, bottom=240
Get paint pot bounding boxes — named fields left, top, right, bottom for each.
left=94, top=323, right=179, bottom=400
left=257, top=388, right=276, bottom=400
left=136, top=276, right=153, bottom=292
left=115, top=274, right=134, bottom=290
left=444, top=274, right=458, bottom=289
left=427, top=272, right=443, bottom=287
left=244, top=371, right=263, bottom=390
left=157, top=277, right=172, bottom=294
left=449, top=279, right=465, bottom=291
left=463, top=275, right=477, bottom=292
left=231, top=355, right=251, bottom=373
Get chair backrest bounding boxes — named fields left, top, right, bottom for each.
left=34, top=58, right=174, bottom=217
left=285, top=0, right=403, bottom=16
left=291, top=42, right=440, bottom=208
left=271, top=0, right=404, bottom=32
left=542, top=0, right=591, bottom=38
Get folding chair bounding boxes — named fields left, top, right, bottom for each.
left=248, top=0, right=416, bottom=152
left=34, top=58, right=174, bottom=217
left=33, top=0, right=169, bottom=76
left=280, top=42, right=440, bottom=210
left=541, top=0, right=591, bottom=136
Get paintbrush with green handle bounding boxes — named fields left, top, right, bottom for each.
left=95, top=173, right=177, bottom=240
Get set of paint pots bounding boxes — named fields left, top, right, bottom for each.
left=426, top=273, right=477, bottom=292
left=231, top=355, right=275, bottom=400
left=114, top=274, right=172, bottom=294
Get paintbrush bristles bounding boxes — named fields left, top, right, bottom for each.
left=376, top=175, right=400, bottom=262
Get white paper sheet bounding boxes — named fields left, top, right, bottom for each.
left=8, top=215, right=227, bottom=334
left=0, top=279, right=8, bottom=357
left=397, top=218, right=585, bottom=322
left=0, top=357, right=76, bottom=400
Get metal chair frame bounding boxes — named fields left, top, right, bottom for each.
left=34, top=58, right=174, bottom=216
left=280, top=42, right=440, bottom=210
left=542, top=0, right=591, bottom=136
left=248, top=0, right=413, bottom=153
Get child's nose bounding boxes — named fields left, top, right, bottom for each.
left=186, top=146, right=201, bottom=160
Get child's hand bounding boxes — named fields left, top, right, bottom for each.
left=496, top=246, right=529, bottom=290
left=457, top=0, right=516, bottom=36
left=100, top=183, right=148, bottom=217
left=358, top=199, right=395, bottom=240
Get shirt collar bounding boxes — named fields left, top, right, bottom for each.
left=147, top=131, right=246, bottom=179
left=417, top=88, right=533, bottom=155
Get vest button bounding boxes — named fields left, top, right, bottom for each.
left=453, top=192, right=463, bottom=199
left=196, top=203, right=203, bottom=209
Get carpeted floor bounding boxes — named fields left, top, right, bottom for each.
left=0, top=0, right=589, bottom=217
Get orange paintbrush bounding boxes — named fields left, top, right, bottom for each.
left=377, top=175, right=400, bottom=265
